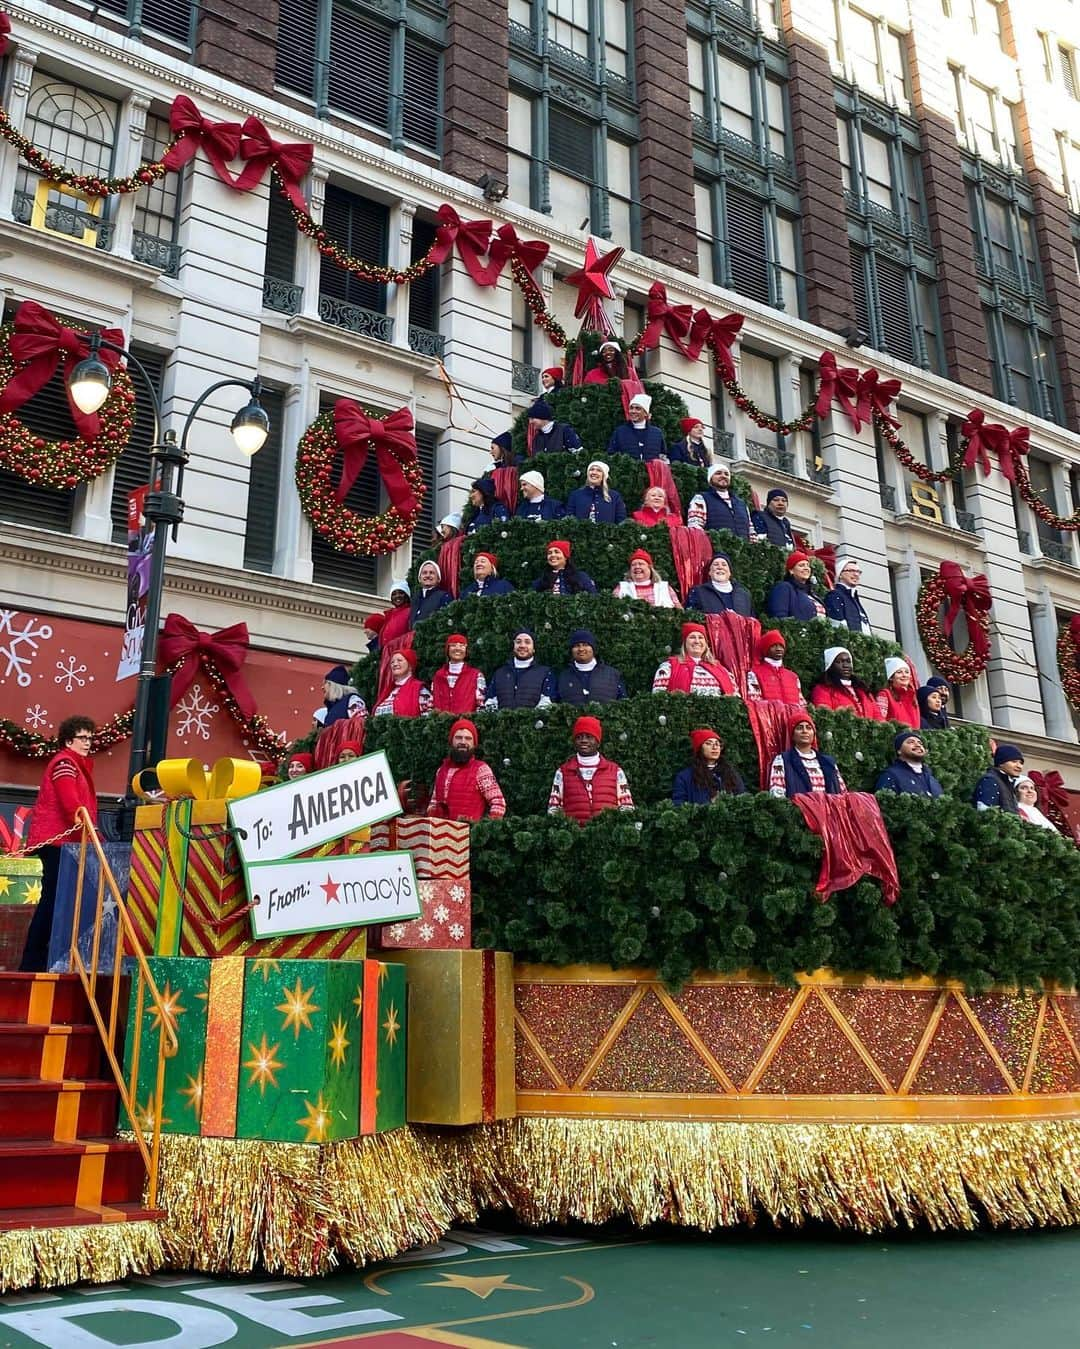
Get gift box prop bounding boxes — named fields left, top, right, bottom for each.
left=0, top=842, right=42, bottom=971
left=368, top=817, right=472, bottom=949
left=123, top=955, right=406, bottom=1140
left=382, top=948, right=514, bottom=1124
left=126, top=758, right=367, bottom=962
left=46, top=840, right=130, bottom=974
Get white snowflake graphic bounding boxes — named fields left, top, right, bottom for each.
left=433, top=903, right=449, bottom=923
left=0, top=610, right=54, bottom=687
left=25, top=704, right=48, bottom=729
left=175, top=683, right=220, bottom=740
left=448, top=923, right=465, bottom=941
left=54, top=655, right=88, bottom=692
left=419, top=922, right=435, bottom=942
left=418, top=880, right=435, bottom=903
left=449, top=884, right=466, bottom=904
left=387, top=924, right=406, bottom=942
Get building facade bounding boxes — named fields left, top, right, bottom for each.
left=0, top=0, right=1079, bottom=793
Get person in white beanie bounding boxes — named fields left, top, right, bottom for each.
left=825, top=556, right=873, bottom=633
left=1014, top=777, right=1060, bottom=832
left=566, top=460, right=627, bottom=523
left=606, top=392, right=667, bottom=461
left=876, top=655, right=920, bottom=727
left=408, top=559, right=451, bottom=627
left=432, top=511, right=462, bottom=546
left=584, top=339, right=631, bottom=384
left=810, top=646, right=884, bottom=720
left=514, top=469, right=565, bottom=522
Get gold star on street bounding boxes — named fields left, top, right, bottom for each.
left=251, top=957, right=282, bottom=983
left=0, top=875, right=11, bottom=896
left=421, top=1272, right=540, bottom=1300
left=23, top=879, right=41, bottom=904
left=296, top=1091, right=332, bottom=1143
left=149, top=980, right=186, bottom=1034
left=328, top=1015, right=350, bottom=1068
left=352, top=984, right=364, bottom=1019
left=382, top=1001, right=401, bottom=1047
left=243, top=1033, right=285, bottom=1095
left=276, top=977, right=320, bottom=1039
left=179, top=1071, right=204, bottom=1118
left=134, top=1094, right=171, bottom=1132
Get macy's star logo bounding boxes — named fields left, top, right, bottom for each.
left=321, top=873, right=341, bottom=903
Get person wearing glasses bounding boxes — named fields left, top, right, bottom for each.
left=824, top=556, right=873, bottom=634
left=19, top=716, right=98, bottom=972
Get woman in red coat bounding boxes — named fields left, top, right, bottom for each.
left=810, top=647, right=884, bottom=720
left=875, top=656, right=920, bottom=728
left=20, top=715, right=98, bottom=972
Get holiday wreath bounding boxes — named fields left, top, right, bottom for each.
left=915, top=561, right=993, bottom=685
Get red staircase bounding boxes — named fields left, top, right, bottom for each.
left=0, top=972, right=162, bottom=1231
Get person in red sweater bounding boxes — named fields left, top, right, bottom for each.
left=746, top=630, right=805, bottom=707
left=20, top=715, right=98, bottom=972
left=652, top=623, right=737, bottom=697
left=876, top=656, right=920, bottom=728
left=632, top=485, right=682, bottom=527
left=548, top=716, right=634, bottom=823
left=430, top=634, right=486, bottom=714
left=429, top=720, right=507, bottom=822
left=363, top=581, right=411, bottom=654
left=371, top=650, right=432, bottom=718
left=811, top=647, right=884, bottom=720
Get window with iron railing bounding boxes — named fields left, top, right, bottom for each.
left=243, top=387, right=286, bottom=573
left=132, top=112, right=182, bottom=276
left=94, top=0, right=192, bottom=45
left=318, top=185, right=393, bottom=342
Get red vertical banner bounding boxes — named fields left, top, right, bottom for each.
left=117, top=485, right=152, bottom=681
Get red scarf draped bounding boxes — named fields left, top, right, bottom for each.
left=792, top=793, right=899, bottom=906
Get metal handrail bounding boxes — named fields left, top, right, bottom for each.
left=68, top=806, right=178, bottom=1208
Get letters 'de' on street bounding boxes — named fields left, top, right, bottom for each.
left=227, top=748, right=401, bottom=866
left=245, top=849, right=421, bottom=938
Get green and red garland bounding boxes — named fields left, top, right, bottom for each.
left=916, top=562, right=993, bottom=686
left=1059, top=618, right=1080, bottom=715
left=295, top=401, right=426, bottom=556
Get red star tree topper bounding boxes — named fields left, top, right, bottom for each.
left=563, top=237, right=624, bottom=336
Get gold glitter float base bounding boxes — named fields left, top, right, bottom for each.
left=0, top=1221, right=165, bottom=1295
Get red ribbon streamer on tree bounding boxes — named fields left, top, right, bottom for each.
left=793, top=793, right=899, bottom=905
left=429, top=205, right=503, bottom=287
left=163, top=95, right=243, bottom=187
left=855, top=368, right=901, bottom=431
left=159, top=614, right=257, bottom=722
left=332, top=400, right=418, bottom=515
left=939, top=560, right=993, bottom=662
left=238, top=115, right=314, bottom=211
left=815, top=351, right=862, bottom=429
left=960, top=410, right=1029, bottom=482
left=0, top=301, right=124, bottom=440
left=437, top=532, right=464, bottom=600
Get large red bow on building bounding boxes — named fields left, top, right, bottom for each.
left=429, top=205, right=502, bottom=287
left=1029, top=769, right=1070, bottom=817
left=159, top=614, right=257, bottom=722
left=494, top=223, right=548, bottom=276
left=0, top=301, right=124, bottom=439
left=815, top=351, right=862, bottom=429
left=332, top=400, right=418, bottom=515
left=939, top=560, right=992, bottom=661
left=0, top=12, right=12, bottom=56
left=238, top=116, right=314, bottom=211
left=163, top=95, right=243, bottom=186
left=960, top=410, right=1029, bottom=482
left=1070, top=614, right=1080, bottom=645
left=856, top=368, right=901, bottom=431
left=693, top=310, right=744, bottom=378
left=636, top=282, right=694, bottom=356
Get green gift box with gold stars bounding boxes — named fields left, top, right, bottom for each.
left=0, top=854, right=43, bottom=906
left=122, top=955, right=214, bottom=1137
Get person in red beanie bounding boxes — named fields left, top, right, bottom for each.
left=429, top=720, right=506, bottom=822
left=548, top=716, right=634, bottom=822
left=540, top=366, right=565, bottom=395
left=532, top=539, right=596, bottom=594
left=20, top=715, right=98, bottom=971
left=768, top=709, right=846, bottom=798
left=671, top=728, right=746, bottom=803
left=462, top=551, right=514, bottom=598
left=372, top=649, right=432, bottom=717
left=431, top=634, right=486, bottom=713
left=613, top=547, right=682, bottom=608
left=284, top=751, right=314, bottom=780
left=652, top=622, right=737, bottom=696
left=632, top=484, right=682, bottom=527
left=668, top=417, right=712, bottom=469
left=746, top=630, right=806, bottom=708
left=811, top=647, right=885, bottom=720
left=336, top=740, right=365, bottom=763
left=766, top=551, right=826, bottom=621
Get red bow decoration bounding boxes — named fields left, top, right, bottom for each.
left=939, top=561, right=993, bottom=662
left=494, top=223, right=548, bottom=276
left=0, top=301, right=124, bottom=439
left=238, top=116, right=314, bottom=211
left=429, top=205, right=503, bottom=287
left=816, top=351, right=862, bottom=429
left=1028, top=770, right=1070, bottom=817
left=0, top=12, right=12, bottom=56
left=856, top=368, right=901, bottom=432
left=698, top=311, right=744, bottom=380
left=636, top=282, right=694, bottom=356
left=1070, top=614, right=1080, bottom=645
left=159, top=614, right=256, bottom=722
left=163, top=95, right=243, bottom=187
left=960, top=410, right=1029, bottom=482
left=810, top=542, right=838, bottom=586
left=332, top=401, right=418, bottom=515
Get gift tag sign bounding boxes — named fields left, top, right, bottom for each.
left=245, top=849, right=420, bottom=938
left=228, top=749, right=401, bottom=866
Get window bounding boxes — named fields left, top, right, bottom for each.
left=275, top=0, right=444, bottom=155
left=950, top=67, right=1020, bottom=168
left=410, top=429, right=437, bottom=566
left=695, top=180, right=802, bottom=314
left=14, top=74, right=118, bottom=252
left=311, top=393, right=377, bottom=592
left=740, top=349, right=787, bottom=464
left=407, top=217, right=441, bottom=347
left=131, top=113, right=182, bottom=274
left=967, top=180, right=1040, bottom=290
left=1060, top=137, right=1080, bottom=214
left=94, top=0, right=191, bottom=45
left=834, top=3, right=909, bottom=107
left=1059, top=44, right=1079, bottom=100
left=109, top=348, right=167, bottom=542
left=985, top=312, right=1062, bottom=421
left=1025, top=458, right=1064, bottom=548
left=243, top=388, right=285, bottom=573
left=263, top=186, right=300, bottom=313
left=318, top=186, right=390, bottom=335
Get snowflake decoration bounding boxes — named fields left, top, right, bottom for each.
left=0, top=610, right=54, bottom=687
left=449, top=923, right=465, bottom=941
left=419, top=922, right=435, bottom=942
left=54, top=655, right=88, bottom=693
left=418, top=880, right=435, bottom=903
left=433, top=903, right=449, bottom=923
left=25, top=704, right=48, bottom=729
left=449, top=884, right=466, bottom=904
left=175, top=683, right=220, bottom=740
left=387, top=924, right=406, bottom=942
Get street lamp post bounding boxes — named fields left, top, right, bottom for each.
left=69, top=335, right=269, bottom=822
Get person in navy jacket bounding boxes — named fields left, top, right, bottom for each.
left=685, top=552, right=754, bottom=616
left=667, top=417, right=712, bottom=469
left=532, top=539, right=596, bottom=595
left=671, top=728, right=746, bottom=803
left=485, top=629, right=556, bottom=709
left=566, top=460, right=627, bottom=523
left=466, top=478, right=510, bottom=534
left=409, top=559, right=452, bottom=627
left=972, top=744, right=1025, bottom=813
left=766, top=552, right=826, bottom=621
left=515, top=470, right=565, bottom=522
left=824, top=556, right=873, bottom=633
left=527, top=399, right=582, bottom=454
left=461, top=551, right=514, bottom=598
left=556, top=629, right=628, bottom=705
left=606, top=393, right=667, bottom=461
left=488, top=432, right=516, bottom=470
left=875, top=730, right=944, bottom=797
left=751, top=488, right=796, bottom=550
left=686, top=462, right=754, bottom=540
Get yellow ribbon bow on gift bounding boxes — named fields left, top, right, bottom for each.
left=137, top=757, right=263, bottom=802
